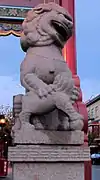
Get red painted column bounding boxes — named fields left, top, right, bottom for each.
left=61, top=3, right=91, bottom=180
left=84, top=160, right=92, bottom=180
left=61, top=0, right=77, bottom=75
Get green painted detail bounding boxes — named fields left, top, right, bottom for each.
left=0, top=6, right=31, bottom=19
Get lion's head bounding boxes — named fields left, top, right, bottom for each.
left=21, top=2, right=73, bottom=52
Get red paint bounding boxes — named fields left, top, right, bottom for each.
left=61, top=0, right=77, bottom=75
left=72, top=75, right=88, bottom=134
left=84, top=134, right=88, bottom=146
left=61, top=3, right=91, bottom=180
left=61, top=0, right=88, bottom=137
left=0, top=142, right=8, bottom=177
left=84, top=161, right=92, bottom=180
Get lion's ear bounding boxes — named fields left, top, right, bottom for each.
left=33, top=7, right=43, bottom=14
left=33, top=4, right=51, bottom=14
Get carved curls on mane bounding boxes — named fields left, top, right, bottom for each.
left=20, top=2, right=73, bottom=52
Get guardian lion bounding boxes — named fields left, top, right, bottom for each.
left=13, top=2, right=83, bottom=131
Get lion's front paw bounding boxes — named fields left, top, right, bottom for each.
left=12, top=121, right=35, bottom=138
left=69, top=119, right=83, bottom=131
left=12, top=118, right=21, bottom=131
left=57, top=121, right=70, bottom=131
left=19, top=122, right=35, bottom=133
left=33, top=117, right=44, bottom=130
left=63, top=121, right=70, bottom=130
left=37, top=85, right=54, bottom=98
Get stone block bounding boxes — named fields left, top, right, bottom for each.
left=8, top=145, right=90, bottom=162
left=8, top=145, right=90, bottom=180
left=12, top=163, right=84, bottom=180
left=13, top=130, right=84, bottom=145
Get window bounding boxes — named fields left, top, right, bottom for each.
left=95, top=106, right=98, bottom=118
left=88, top=110, right=90, bottom=119
left=91, top=108, right=94, bottom=119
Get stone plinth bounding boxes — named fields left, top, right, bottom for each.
left=13, top=129, right=84, bottom=145
left=8, top=131, right=90, bottom=180
left=12, top=163, right=84, bottom=180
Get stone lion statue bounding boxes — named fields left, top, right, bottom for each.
left=13, top=2, right=83, bottom=131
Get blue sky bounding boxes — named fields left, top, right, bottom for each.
left=75, top=0, right=100, bottom=101
left=0, top=0, right=100, bottom=106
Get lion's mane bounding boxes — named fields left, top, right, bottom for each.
left=20, top=2, right=73, bottom=52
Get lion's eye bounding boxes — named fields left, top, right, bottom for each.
left=63, top=14, right=72, bottom=22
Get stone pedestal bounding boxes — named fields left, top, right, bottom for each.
left=8, top=130, right=90, bottom=180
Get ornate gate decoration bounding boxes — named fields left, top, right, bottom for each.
left=0, top=6, right=30, bottom=36
left=0, top=0, right=59, bottom=36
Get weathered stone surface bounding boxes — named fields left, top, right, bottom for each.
left=12, top=163, right=84, bottom=180
left=13, top=2, right=84, bottom=132
left=8, top=145, right=90, bottom=162
left=8, top=3, right=90, bottom=180
left=13, top=130, right=84, bottom=145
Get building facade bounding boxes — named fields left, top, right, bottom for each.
left=86, top=95, right=100, bottom=125
left=86, top=95, right=100, bottom=156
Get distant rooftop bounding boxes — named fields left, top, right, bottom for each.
left=86, top=94, right=100, bottom=107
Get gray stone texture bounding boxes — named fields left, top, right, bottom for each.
left=13, top=130, right=84, bottom=145
left=13, top=2, right=84, bottom=132
left=8, top=145, right=90, bottom=162
left=8, top=130, right=90, bottom=180
left=9, top=3, right=90, bottom=180
left=12, top=163, right=84, bottom=180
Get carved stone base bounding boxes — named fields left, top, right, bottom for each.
left=8, top=145, right=90, bottom=180
left=13, top=129, right=84, bottom=145
left=11, top=162, right=85, bottom=180
left=8, top=130, right=90, bottom=180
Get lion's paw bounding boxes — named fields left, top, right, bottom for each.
left=57, top=121, right=70, bottom=131
left=69, top=119, right=83, bottom=131
left=62, top=121, right=70, bottom=130
left=20, top=122, right=35, bottom=131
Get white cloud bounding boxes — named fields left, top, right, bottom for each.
left=0, top=76, right=24, bottom=107
left=81, top=78, right=100, bottom=102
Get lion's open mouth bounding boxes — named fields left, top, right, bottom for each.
left=52, top=20, right=69, bottom=42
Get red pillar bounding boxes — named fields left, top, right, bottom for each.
left=84, top=160, right=92, bottom=180
left=61, top=0, right=77, bottom=75
left=61, top=1, right=91, bottom=180
left=61, top=0, right=88, bottom=136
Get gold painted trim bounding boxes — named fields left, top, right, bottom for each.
left=63, top=45, right=67, bottom=61
left=0, top=30, right=21, bottom=37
